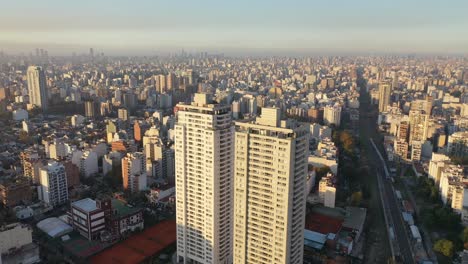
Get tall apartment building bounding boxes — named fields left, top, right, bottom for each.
left=122, top=152, right=147, bottom=193
left=428, top=153, right=451, bottom=184
left=27, top=66, right=48, bottom=111
left=323, top=104, right=342, bottom=126
left=143, top=127, right=175, bottom=181
left=409, top=110, right=429, bottom=143
left=394, top=140, right=409, bottom=161
left=39, top=161, right=69, bottom=207
left=378, top=81, right=392, bottom=113
left=175, top=93, right=233, bottom=264
left=233, top=108, right=309, bottom=264
left=118, top=108, right=129, bottom=122
left=155, top=74, right=167, bottom=93
left=72, top=150, right=98, bottom=177
left=447, top=131, right=468, bottom=158
left=397, top=121, right=409, bottom=142
left=410, top=141, right=423, bottom=161
left=20, top=149, right=42, bottom=183
left=166, top=72, right=176, bottom=90
left=84, top=100, right=97, bottom=118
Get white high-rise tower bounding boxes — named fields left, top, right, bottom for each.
left=27, top=66, right=48, bottom=111
left=233, top=108, right=309, bottom=264
left=39, top=161, right=68, bottom=207
left=378, top=80, right=392, bottom=113
left=175, top=93, right=233, bottom=264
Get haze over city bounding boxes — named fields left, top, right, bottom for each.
left=1, top=0, right=468, bottom=55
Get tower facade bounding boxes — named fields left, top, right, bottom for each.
left=175, top=93, right=233, bottom=264
left=378, top=81, right=392, bottom=113
left=233, top=108, right=309, bottom=264
left=122, top=152, right=147, bottom=193
left=39, top=161, right=68, bottom=207
left=27, top=66, right=48, bottom=111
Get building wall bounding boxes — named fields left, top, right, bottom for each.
left=0, top=224, right=33, bottom=254
left=39, top=161, right=68, bottom=207
left=233, top=111, right=309, bottom=264
left=175, top=94, right=233, bottom=264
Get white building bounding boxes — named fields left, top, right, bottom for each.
left=233, top=108, right=309, bottom=264
left=319, top=173, right=337, bottom=208
left=118, top=108, right=129, bottom=121
left=39, top=161, right=68, bottom=207
left=103, top=151, right=124, bottom=176
left=143, top=127, right=175, bottom=181
left=175, top=93, right=233, bottom=264
left=378, top=81, right=391, bottom=113
left=27, top=66, right=48, bottom=111
left=49, top=140, right=71, bottom=160
left=71, top=115, right=85, bottom=127
left=79, top=151, right=98, bottom=177
left=439, top=164, right=464, bottom=205
left=428, top=153, right=450, bottom=184
left=323, top=104, right=342, bottom=126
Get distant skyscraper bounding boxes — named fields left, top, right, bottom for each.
left=84, top=100, right=96, bottom=118
left=118, top=108, right=129, bottom=121
left=175, top=93, right=233, bottom=264
left=378, top=81, right=392, bottom=113
left=233, top=108, right=309, bottom=264
left=166, top=72, right=176, bottom=90
left=155, top=74, right=167, bottom=93
left=27, top=66, right=48, bottom=111
left=409, top=109, right=429, bottom=143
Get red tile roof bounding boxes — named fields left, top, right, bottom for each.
left=91, top=219, right=176, bottom=264
left=305, top=212, right=343, bottom=235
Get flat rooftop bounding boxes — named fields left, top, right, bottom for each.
left=111, top=199, right=141, bottom=218
left=72, top=198, right=98, bottom=213
left=305, top=212, right=343, bottom=235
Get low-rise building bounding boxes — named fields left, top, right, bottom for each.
left=0, top=223, right=39, bottom=264
left=0, top=178, right=32, bottom=207
left=68, top=198, right=144, bottom=241
left=69, top=198, right=108, bottom=240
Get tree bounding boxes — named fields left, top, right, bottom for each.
left=350, top=191, right=363, bottom=206
left=461, top=227, right=468, bottom=248
left=434, top=239, right=454, bottom=258
left=451, top=90, right=462, bottom=98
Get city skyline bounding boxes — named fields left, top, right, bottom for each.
left=1, top=0, right=468, bottom=55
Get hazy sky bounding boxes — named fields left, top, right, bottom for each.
left=1, top=0, right=467, bottom=55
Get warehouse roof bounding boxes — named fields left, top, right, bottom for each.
left=37, top=217, right=73, bottom=238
